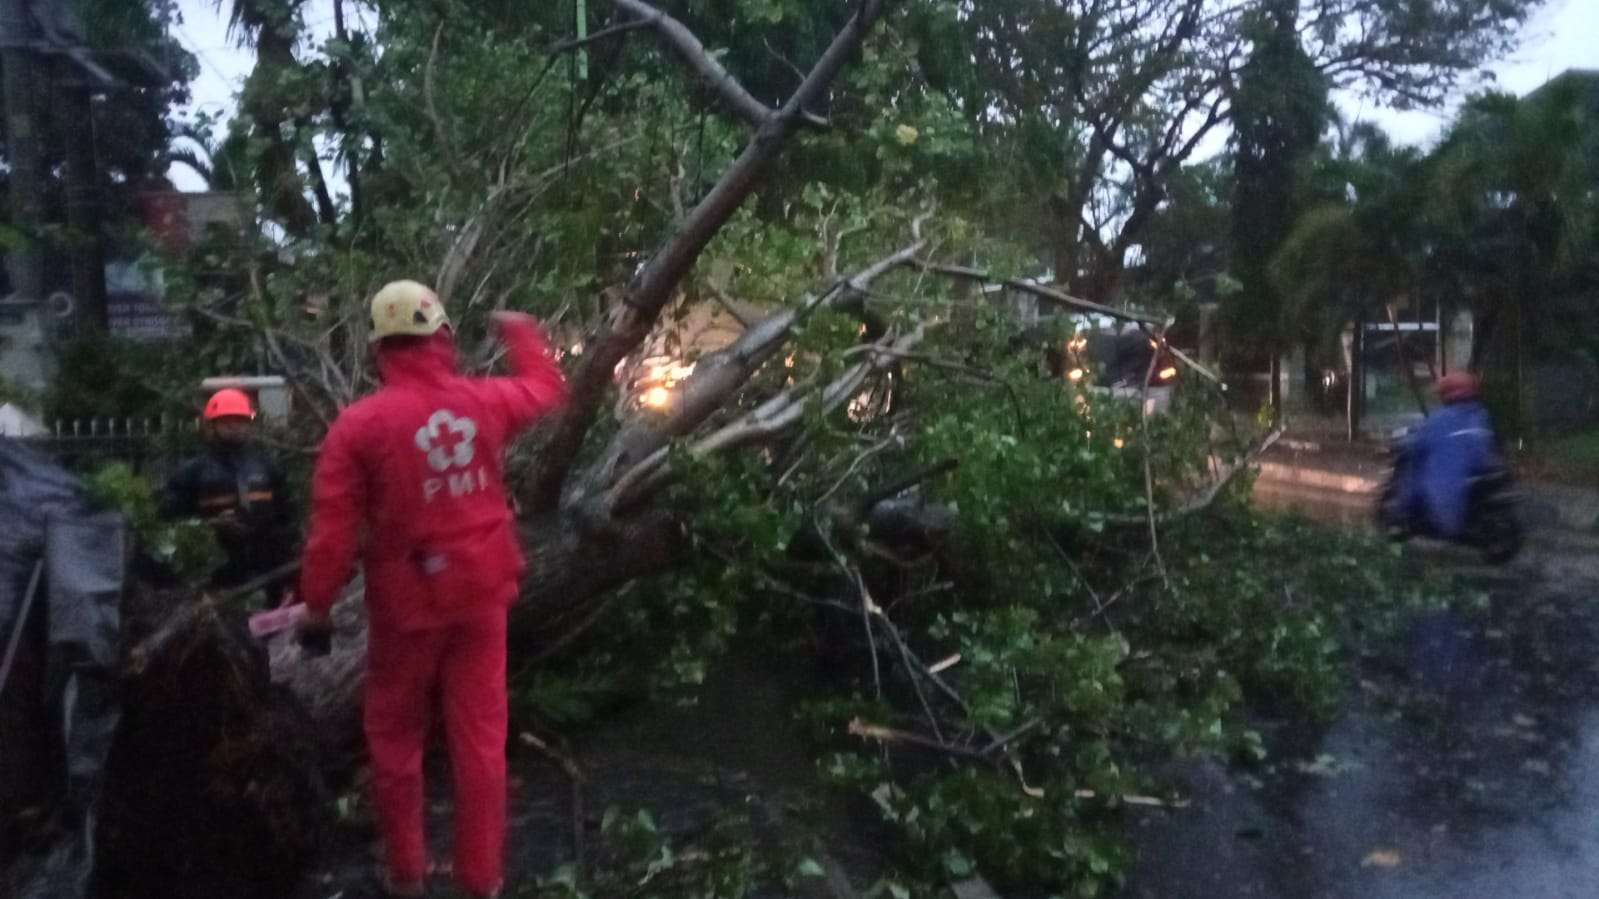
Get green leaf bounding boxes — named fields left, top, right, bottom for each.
left=796, top=858, right=827, bottom=879
left=942, top=849, right=974, bottom=877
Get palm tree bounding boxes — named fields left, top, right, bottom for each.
left=1428, top=84, right=1593, bottom=370
left=1269, top=122, right=1433, bottom=414
left=1424, top=82, right=1594, bottom=435
left=164, top=124, right=251, bottom=191
left=213, top=0, right=327, bottom=235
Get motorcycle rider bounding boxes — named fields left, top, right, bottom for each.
left=1402, top=371, right=1503, bottom=538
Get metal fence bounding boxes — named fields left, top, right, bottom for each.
left=12, top=417, right=198, bottom=476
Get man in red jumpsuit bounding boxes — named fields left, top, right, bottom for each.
left=296, top=280, right=567, bottom=898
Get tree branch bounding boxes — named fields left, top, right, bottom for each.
left=814, top=435, right=901, bottom=510
left=425, top=23, right=457, bottom=169
left=295, top=119, right=339, bottom=227
left=525, top=0, right=887, bottom=510
left=193, top=305, right=337, bottom=429
left=611, top=0, right=776, bottom=129
left=581, top=240, right=924, bottom=494
left=603, top=324, right=922, bottom=512
left=842, top=344, right=1027, bottom=432
left=1165, top=342, right=1222, bottom=384
left=1101, top=427, right=1285, bottom=527
left=860, top=458, right=959, bottom=509
left=1139, top=324, right=1171, bottom=586
left=848, top=719, right=991, bottom=763
left=547, top=18, right=653, bottom=55
left=329, top=0, right=364, bottom=224
left=703, top=283, right=753, bottom=328
left=916, top=262, right=1164, bottom=325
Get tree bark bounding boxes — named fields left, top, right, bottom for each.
left=1470, top=304, right=1499, bottom=373
left=240, top=15, right=320, bottom=237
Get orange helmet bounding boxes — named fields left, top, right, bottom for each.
left=1436, top=372, right=1480, bottom=404
left=203, top=388, right=256, bottom=421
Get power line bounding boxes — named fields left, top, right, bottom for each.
left=175, top=23, right=240, bottom=87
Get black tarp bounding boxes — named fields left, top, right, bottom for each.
left=0, top=438, right=126, bottom=899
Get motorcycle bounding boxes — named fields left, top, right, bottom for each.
left=1376, top=427, right=1525, bottom=564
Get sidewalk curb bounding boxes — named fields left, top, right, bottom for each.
left=1256, top=461, right=1381, bottom=496
left=1255, top=460, right=1599, bottom=533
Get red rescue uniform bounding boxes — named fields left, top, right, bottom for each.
left=299, top=317, right=566, bottom=895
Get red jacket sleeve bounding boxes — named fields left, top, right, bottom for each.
left=486, top=315, right=569, bottom=431
left=298, top=415, right=368, bottom=616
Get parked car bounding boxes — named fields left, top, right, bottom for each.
left=1061, top=328, right=1180, bottom=414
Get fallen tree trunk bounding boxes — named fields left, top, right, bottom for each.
left=81, top=468, right=951, bottom=898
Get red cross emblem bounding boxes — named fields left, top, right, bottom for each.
left=414, top=409, right=478, bottom=472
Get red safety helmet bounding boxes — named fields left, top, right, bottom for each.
left=203, top=388, right=256, bottom=421
left=1436, top=371, right=1480, bottom=404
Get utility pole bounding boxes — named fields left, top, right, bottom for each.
left=1349, top=313, right=1365, bottom=441
left=61, top=79, right=106, bottom=329
left=1, top=0, right=45, bottom=302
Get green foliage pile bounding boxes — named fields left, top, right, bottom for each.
left=84, top=463, right=222, bottom=587
left=518, top=350, right=1439, bottom=896
left=522, top=521, right=1436, bottom=897
left=525, top=806, right=833, bottom=899
left=821, top=516, right=1428, bottom=897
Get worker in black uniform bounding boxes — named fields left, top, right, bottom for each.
left=162, top=388, right=297, bottom=603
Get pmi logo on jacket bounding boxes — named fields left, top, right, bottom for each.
left=415, top=408, right=489, bottom=502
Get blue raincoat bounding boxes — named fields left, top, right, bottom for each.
left=1403, top=401, right=1500, bottom=537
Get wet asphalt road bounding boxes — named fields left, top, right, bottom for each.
left=1120, top=490, right=1599, bottom=899
left=292, top=482, right=1599, bottom=899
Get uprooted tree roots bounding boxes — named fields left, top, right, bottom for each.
left=93, top=586, right=330, bottom=899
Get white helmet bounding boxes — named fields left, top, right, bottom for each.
left=368, top=280, right=450, bottom=342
